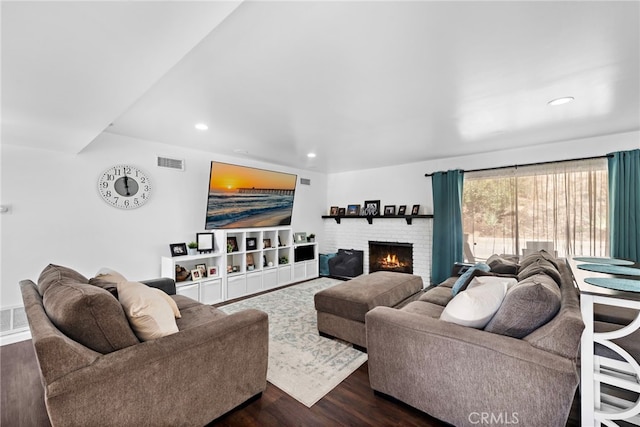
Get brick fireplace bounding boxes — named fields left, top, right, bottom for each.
left=369, top=241, right=413, bottom=274
left=322, top=217, right=433, bottom=284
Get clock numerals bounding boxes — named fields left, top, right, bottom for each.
left=98, top=164, right=151, bottom=209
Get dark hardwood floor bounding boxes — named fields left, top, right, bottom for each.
left=2, top=338, right=580, bottom=427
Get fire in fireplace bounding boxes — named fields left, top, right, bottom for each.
left=369, top=241, right=413, bottom=274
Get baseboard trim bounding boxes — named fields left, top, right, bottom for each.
left=0, top=330, right=31, bottom=346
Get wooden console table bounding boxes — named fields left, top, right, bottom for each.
left=568, top=258, right=640, bottom=426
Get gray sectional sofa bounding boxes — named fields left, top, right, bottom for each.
left=366, top=251, right=584, bottom=427
left=20, top=264, right=268, bottom=427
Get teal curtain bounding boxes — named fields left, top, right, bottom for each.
left=608, top=149, right=640, bottom=262
left=431, top=170, right=464, bottom=284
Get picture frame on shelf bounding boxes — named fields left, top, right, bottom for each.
left=362, top=200, right=381, bottom=216
left=398, top=205, right=407, bottom=215
left=338, top=207, right=346, bottom=216
left=263, top=238, right=272, bottom=249
left=346, top=204, right=360, bottom=216
left=384, top=205, right=396, bottom=216
left=196, top=233, right=214, bottom=253
left=246, top=253, right=255, bottom=270
left=169, top=243, right=188, bottom=257
left=294, top=232, right=307, bottom=244
left=208, top=266, right=218, bottom=277
left=227, top=237, right=239, bottom=252
left=411, top=204, right=420, bottom=215
left=195, top=263, right=207, bottom=278
left=329, top=206, right=339, bottom=216
left=191, top=269, right=202, bottom=280
left=246, top=237, right=257, bottom=251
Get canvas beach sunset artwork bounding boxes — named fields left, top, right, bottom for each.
left=205, top=162, right=297, bottom=229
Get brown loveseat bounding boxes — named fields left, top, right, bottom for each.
left=366, top=252, right=584, bottom=427
left=20, top=264, right=268, bottom=427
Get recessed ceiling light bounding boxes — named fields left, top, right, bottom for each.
left=547, top=97, right=575, bottom=106
left=307, top=153, right=316, bottom=158
left=195, top=123, right=208, bottom=130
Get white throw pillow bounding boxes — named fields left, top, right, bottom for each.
left=466, top=275, right=518, bottom=291
left=440, top=281, right=508, bottom=328
left=117, top=281, right=180, bottom=341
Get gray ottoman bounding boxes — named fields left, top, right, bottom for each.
left=314, top=271, right=423, bottom=349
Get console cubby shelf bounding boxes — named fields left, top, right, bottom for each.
left=161, top=226, right=318, bottom=304
left=321, top=214, right=433, bottom=225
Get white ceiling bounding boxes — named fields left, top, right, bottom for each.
left=3, top=1, right=639, bottom=173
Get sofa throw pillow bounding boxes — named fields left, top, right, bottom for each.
left=117, top=281, right=181, bottom=341
left=89, top=268, right=128, bottom=297
left=484, top=273, right=561, bottom=338
left=451, top=263, right=490, bottom=296
left=440, top=281, right=508, bottom=328
left=37, top=264, right=89, bottom=296
left=43, top=280, right=139, bottom=353
left=466, top=275, right=518, bottom=291
left=517, top=258, right=562, bottom=287
left=486, top=254, right=519, bottom=275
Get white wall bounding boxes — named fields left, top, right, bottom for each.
left=0, top=132, right=327, bottom=309
left=325, top=131, right=640, bottom=216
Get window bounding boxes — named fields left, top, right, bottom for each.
left=462, top=158, right=608, bottom=261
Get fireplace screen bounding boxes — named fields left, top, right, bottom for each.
left=369, top=241, right=413, bottom=274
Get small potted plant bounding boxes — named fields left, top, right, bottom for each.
left=307, top=233, right=316, bottom=242
left=187, top=241, right=198, bottom=255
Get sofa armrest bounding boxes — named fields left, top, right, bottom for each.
left=45, top=309, right=268, bottom=426
left=366, top=306, right=579, bottom=427
left=141, top=277, right=176, bottom=295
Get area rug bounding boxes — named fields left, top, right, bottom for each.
left=219, top=277, right=368, bottom=407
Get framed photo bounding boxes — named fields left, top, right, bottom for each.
left=294, top=232, right=307, bottom=244
left=338, top=207, right=346, bottom=216
left=411, top=204, right=420, bottom=215
left=191, top=269, right=202, bottom=280
left=398, top=205, right=407, bottom=215
left=196, top=233, right=214, bottom=253
left=384, top=205, right=396, bottom=215
left=195, top=263, right=207, bottom=278
left=263, top=238, right=272, bottom=249
left=170, top=243, right=187, bottom=257
left=346, top=204, right=360, bottom=216
left=227, top=236, right=239, bottom=252
left=329, top=206, right=339, bottom=216
left=362, top=200, right=381, bottom=216
left=208, top=266, right=218, bottom=277
left=246, top=237, right=257, bottom=251
left=246, top=253, right=255, bottom=269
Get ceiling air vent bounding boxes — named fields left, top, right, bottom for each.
left=300, top=178, right=311, bottom=185
left=157, top=156, right=185, bottom=171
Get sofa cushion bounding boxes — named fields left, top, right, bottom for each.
left=486, top=254, right=519, bottom=275
left=451, top=263, right=490, bottom=296
left=117, top=281, right=180, bottom=341
left=517, top=258, right=562, bottom=286
left=466, top=275, right=518, bottom=290
left=43, top=280, right=139, bottom=353
left=400, top=301, right=445, bottom=319
left=38, top=264, right=89, bottom=296
left=419, top=286, right=454, bottom=306
left=440, top=281, right=508, bottom=328
left=485, top=273, right=561, bottom=338
left=519, top=249, right=559, bottom=270
left=88, top=268, right=128, bottom=297
left=176, top=304, right=228, bottom=330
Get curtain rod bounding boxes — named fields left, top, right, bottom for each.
left=424, top=154, right=613, bottom=177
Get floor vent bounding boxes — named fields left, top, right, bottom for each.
left=157, top=156, right=185, bottom=171
left=0, top=306, right=29, bottom=335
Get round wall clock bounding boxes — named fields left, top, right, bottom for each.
left=98, top=164, right=151, bottom=209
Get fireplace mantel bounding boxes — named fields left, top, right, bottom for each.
left=322, top=214, right=433, bottom=225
